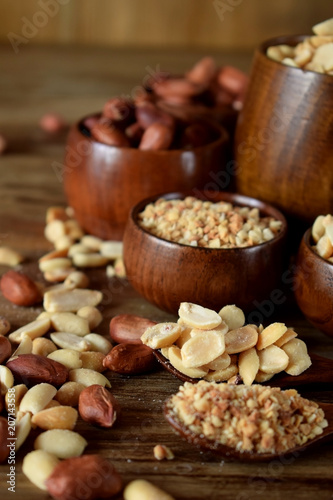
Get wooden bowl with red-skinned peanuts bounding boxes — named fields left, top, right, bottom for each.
left=63, top=114, right=228, bottom=240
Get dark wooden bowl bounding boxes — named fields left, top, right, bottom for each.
left=123, top=191, right=287, bottom=314
left=294, top=228, right=333, bottom=337
left=63, top=115, right=228, bottom=240
left=235, top=35, right=333, bottom=223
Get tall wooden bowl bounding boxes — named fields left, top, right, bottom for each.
left=235, top=35, right=333, bottom=223
left=63, top=115, right=228, bottom=240
left=294, top=229, right=333, bottom=338
left=123, top=191, right=287, bottom=314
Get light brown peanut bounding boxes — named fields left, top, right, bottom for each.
left=77, top=306, right=103, bottom=330
left=51, top=312, right=90, bottom=336
left=48, top=349, right=83, bottom=370
left=32, top=337, right=57, bottom=357
left=69, top=368, right=111, bottom=388
left=55, top=381, right=85, bottom=407
left=31, top=406, right=78, bottom=430
left=224, top=325, right=258, bottom=354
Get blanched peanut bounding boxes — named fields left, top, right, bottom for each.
left=274, top=327, right=297, bottom=347
left=218, top=305, right=245, bottom=330
left=44, top=220, right=66, bottom=243
left=238, top=348, right=259, bottom=385
left=256, top=322, right=287, bottom=350
left=204, top=363, right=238, bottom=382
left=80, top=351, right=106, bottom=372
left=44, top=267, right=76, bottom=283
left=8, top=317, right=51, bottom=343
left=55, top=382, right=85, bottom=407
left=312, top=215, right=325, bottom=243
left=175, top=326, right=192, bottom=348
left=34, top=429, right=87, bottom=459
left=10, top=335, right=33, bottom=359
left=68, top=243, right=93, bottom=257
left=100, top=241, right=123, bottom=259
left=255, top=370, right=274, bottom=383
left=141, top=323, right=182, bottom=349
left=48, top=349, right=83, bottom=370
left=168, top=346, right=208, bottom=378
left=16, top=412, right=31, bottom=451
left=39, top=258, right=72, bottom=273
left=51, top=312, right=90, bottom=336
left=72, top=253, right=109, bottom=268
left=313, top=18, right=333, bottom=36
left=160, top=347, right=170, bottom=359
left=0, top=365, right=14, bottom=394
left=282, top=338, right=312, bottom=376
left=69, top=368, right=111, bottom=388
left=316, top=234, right=333, bottom=259
left=77, top=306, right=103, bottom=329
left=44, top=400, right=61, bottom=409
left=5, top=384, right=28, bottom=413
left=178, top=302, right=222, bottom=329
left=19, top=383, right=57, bottom=414
left=64, top=271, right=90, bottom=289
left=64, top=219, right=84, bottom=240
left=258, top=345, right=289, bottom=374
left=31, top=406, right=78, bottom=430
left=46, top=206, right=68, bottom=224
left=54, top=235, right=74, bottom=251
left=225, top=325, right=258, bottom=354
left=83, top=333, right=112, bottom=354
left=181, top=330, right=225, bottom=368
left=124, top=479, right=175, bottom=500
left=44, top=288, right=103, bottom=313
left=32, top=338, right=57, bottom=357
left=23, top=450, right=60, bottom=490
left=204, top=352, right=231, bottom=371
left=80, top=235, right=103, bottom=251
left=50, top=332, right=91, bottom=352
left=0, top=246, right=24, bottom=266
left=39, top=248, right=68, bottom=263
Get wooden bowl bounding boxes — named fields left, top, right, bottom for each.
left=123, top=191, right=287, bottom=314
left=63, top=115, right=228, bottom=240
left=234, top=35, right=333, bottom=223
left=294, top=229, right=333, bottom=337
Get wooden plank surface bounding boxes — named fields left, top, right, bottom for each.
left=1, top=0, right=332, bottom=50
left=0, top=44, right=332, bottom=500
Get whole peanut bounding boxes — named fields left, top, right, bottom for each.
left=91, top=121, right=130, bottom=147
left=139, top=122, right=174, bottom=150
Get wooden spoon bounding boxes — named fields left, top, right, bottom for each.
left=154, top=351, right=333, bottom=388
left=164, top=399, right=333, bottom=462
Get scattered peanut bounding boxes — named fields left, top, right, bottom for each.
left=34, top=429, right=88, bottom=458
left=22, top=450, right=60, bottom=490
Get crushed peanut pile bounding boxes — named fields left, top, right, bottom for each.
left=311, top=214, right=333, bottom=262
left=266, top=18, right=333, bottom=74
left=138, top=197, right=282, bottom=248
left=141, top=302, right=312, bottom=384
left=166, top=381, right=328, bottom=454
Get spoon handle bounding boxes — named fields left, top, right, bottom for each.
left=268, top=353, right=333, bottom=388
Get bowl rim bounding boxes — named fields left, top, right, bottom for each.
left=128, top=190, right=288, bottom=253
left=258, top=34, right=333, bottom=80
left=75, top=112, right=229, bottom=154
left=303, top=227, right=333, bottom=267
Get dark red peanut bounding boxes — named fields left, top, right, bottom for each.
left=7, top=354, right=68, bottom=387
left=125, top=122, right=144, bottom=145
left=109, top=314, right=157, bottom=344
left=91, top=121, right=130, bottom=147
left=135, top=102, right=175, bottom=129
left=78, top=384, right=120, bottom=428
left=152, top=77, right=204, bottom=98
left=40, top=113, right=66, bottom=133
left=102, top=97, right=133, bottom=122
left=0, top=270, right=42, bottom=307
left=0, top=336, right=12, bottom=364
left=186, top=56, right=216, bottom=87
left=46, top=454, right=123, bottom=500
left=103, top=343, right=157, bottom=375
left=139, top=122, right=174, bottom=151
left=217, top=66, right=249, bottom=96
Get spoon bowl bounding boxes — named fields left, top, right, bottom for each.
left=154, top=350, right=333, bottom=388
left=164, top=399, right=333, bottom=462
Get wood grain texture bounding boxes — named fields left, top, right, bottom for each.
left=294, top=229, right=333, bottom=337
left=234, top=36, right=333, bottom=223
left=0, top=0, right=332, bottom=50
left=0, top=44, right=332, bottom=500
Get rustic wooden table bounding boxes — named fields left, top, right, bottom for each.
left=0, top=45, right=332, bottom=500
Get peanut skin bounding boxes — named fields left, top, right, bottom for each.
left=135, top=102, right=175, bottom=129
left=109, top=314, right=157, bottom=344
left=78, top=384, right=120, bottom=428
left=139, top=122, right=174, bottom=150
left=91, top=121, right=131, bottom=147
left=0, top=270, right=42, bottom=307
left=0, top=336, right=12, bottom=364
left=103, top=343, right=157, bottom=375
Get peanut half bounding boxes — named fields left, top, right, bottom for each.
left=141, top=323, right=182, bottom=349
left=44, top=288, right=103, bottom=313
left=22, top=450, right=60, bottom=490
left=178, top=302, right=222, bottom=329
left=34, top=429, right=87, bottom=458
left=181, top=330, right=225, bottom=368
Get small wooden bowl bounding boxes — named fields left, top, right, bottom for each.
left=235, top=35, right=333, bottom=223
left=123, top=191, right=287, bottom=314
left=63, top=115, right=228, bottom=240
left=294, top=229, right=333, bottom=337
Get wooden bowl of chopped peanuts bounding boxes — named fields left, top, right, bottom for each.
left=123, top=191, right=287, bottom=314
left=235, top=31, right=333, bottom=224
left=294, top=222, right=333, bottom=337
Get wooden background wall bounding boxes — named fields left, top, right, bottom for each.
left=1, top=0, right=332, bottom=50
